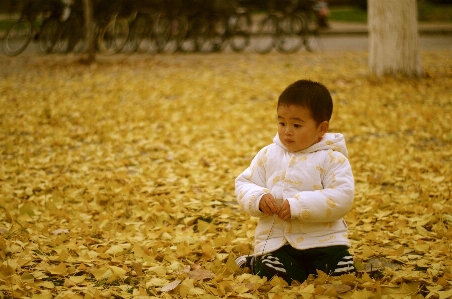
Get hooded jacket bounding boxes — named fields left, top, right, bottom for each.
left=235, top=133, right=354, bottom=255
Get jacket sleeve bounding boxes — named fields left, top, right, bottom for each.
left=235, top=146, right=271, bottom=217
left=287, top=150, right=354, bottom=222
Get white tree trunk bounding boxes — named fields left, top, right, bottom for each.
left=368, top=0, right=423, bottom=77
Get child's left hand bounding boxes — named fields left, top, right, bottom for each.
left=277, top=199, right=291, bottom=221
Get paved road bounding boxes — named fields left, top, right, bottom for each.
left=308, top=35, right=452, bottom=52
left=2, top=34, right=451, bottom=56
left=2, top=19, right=452, bottom=56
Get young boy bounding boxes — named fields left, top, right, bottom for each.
left=235, top=79, right=355, bottom=284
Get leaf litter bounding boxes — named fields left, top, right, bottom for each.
left=0, top=50, right=451, bottom=299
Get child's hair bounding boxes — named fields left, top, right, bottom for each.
left=278, top=79, right=333, bottom=125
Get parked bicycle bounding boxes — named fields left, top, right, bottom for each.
left=227, top=2, right=253, bottom=52
left=253, top=0, right=306, bottom=54
left=2, top=0, right=321, bottom=56
left=2, top=0, right=64, bottom=56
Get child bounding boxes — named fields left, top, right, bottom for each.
left=235, top=79, right=355, bottom=284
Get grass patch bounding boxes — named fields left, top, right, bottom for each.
left=329, top=7, right=367, bottom=23
left=329, top=3, right=452, bottom=23
left=0, top=19, right=15, bottom=31
left=418, top=2, right=452, bottom=22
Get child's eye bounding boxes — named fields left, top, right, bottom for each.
left=279, top=122, right=285, bottom=126
left=294, top=124, right=301, bottom=128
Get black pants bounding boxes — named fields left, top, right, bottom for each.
left=253, top=245, right=355, bottom=284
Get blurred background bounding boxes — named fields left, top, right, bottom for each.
left=1, top=0, right=452, bottom=22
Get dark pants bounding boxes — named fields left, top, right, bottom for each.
left=253, top=245, right=355, bottom=284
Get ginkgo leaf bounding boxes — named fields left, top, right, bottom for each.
left=160, top=279, right=181, bottom=292
left=48, top=263, right=67, bottom=275
left=105, top=245, right=125, bottom=255
left=32, top=293, right=53, bottom=299
left=188, top=268, right=215, bottom=281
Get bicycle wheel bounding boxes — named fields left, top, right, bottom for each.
left=73, top=26, right=87, bottom=53
left=97, top=16, right=129, bottom=55
left=173, top=16, right=189, bottom=53
left=229, top=12, right=252, bottom=52
left=56, top=16, right=82, bottom=53
left=39, top=17, right=60, bottom=54
left=177, top=17, right=197, bottom=53
left=2, top=18, right=33, bottom=56
left=300, top=11, right=319, bottom=52
left=276, top=13, right=304, bottom=53
left=253, top=15, right=277, bottom=54
left=152, top=14, right=171, bottom=52
left=163, top=16, right=189, bottom=53
left=210, top=16, right=228, bottom=52
left=196, top=16, right=227, bottom=53
left=193, top=17, right=211, bottom=52
left=124, top=14, right=148, bottom=53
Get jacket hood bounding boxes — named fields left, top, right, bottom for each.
left=273, top=132, right=349, bottom=157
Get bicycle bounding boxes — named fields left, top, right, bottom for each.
left=253, top=0, right=298, bottom=54
left=2, top=0, right=61, bottom=56
left=123, top=11, right=156, bottom=53
left=38, top=0, right=69, bottom=54
left=196, top=14, right=228, bottom=53
left=227, top=5, right=253, bottom=52
left=94, top=0, right=131, bottom=55
left=296, top=0, right=322, bottom=52
left=253, top=0, right=315, bottom=54
left=54, top=0, right=85, bottom=54
left=152, top=0, right=189, bottom=53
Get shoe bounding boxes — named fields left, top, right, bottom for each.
left=236, top=255, right=254, bottom=270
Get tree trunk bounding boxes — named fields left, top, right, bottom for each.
left=82, top=0, right=95, bottom=63
left=368, top=0, right=423, bottom=77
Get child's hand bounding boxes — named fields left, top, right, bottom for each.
left=259, top=194, right=278, bottom=216
left=277, top=199, right=291, bottom=221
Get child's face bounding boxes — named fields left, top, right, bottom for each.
left=277, top=105, right=328, bottom=152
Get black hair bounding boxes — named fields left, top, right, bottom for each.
left=277, top=79, right=333, bottom=125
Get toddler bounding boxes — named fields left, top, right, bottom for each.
left=235, top=79, right=355, bottom=284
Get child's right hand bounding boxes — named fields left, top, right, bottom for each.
left=259, top=194, right=278, bottom=216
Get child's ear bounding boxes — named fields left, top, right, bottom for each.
left=318, top=121, right=329, bottom=136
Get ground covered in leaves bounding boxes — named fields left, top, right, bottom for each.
left=0, top=50, right=451, bottom=299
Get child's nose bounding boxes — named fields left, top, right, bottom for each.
left=285, top=127, right=293, bottom=136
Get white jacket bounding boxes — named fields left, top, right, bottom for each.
left=235, top=133, right=354, bottom=255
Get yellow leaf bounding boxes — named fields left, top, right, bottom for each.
left=32, top=293, right=53, bottom=299
left=416, top=225, right=430, bottom=237
left=34, top=281, right=54, bottom=289
left=146, top=277, right=170, bottom=287
left=362, top=245, right=374, bottom=258
left=19, top=203, right=35, bottom=216
left=435, top=289, right=452, bottom=299
left=90, top=267, right=111, bottom=281
left=197, top=220, right=211, bottom=234
left=69, top=275, right=86, bottom=284
left=160, top=279, right=181, bottom=292
left=105, top=245, right=125, bottom=256
left=300, top=284, right=315, bottom=294
left=21, top=271, right=34, bottom=284
left=188, top=268, right=215, bottom=281
left=176, top=242, right=191, bottom=258
left=48, top=263, right=67, bottom=275
left=387, top=246, right=404, bottom=257
left=110, top=266, right=127, bottom=279
left=269, top=275, right=288, bottom=287
left=361, top=272, right=374, bottom=283
left=213, top=236, right=229, bottom=247
left=323, top=285, right=338, bottom=297
left=223, top=254, right=240, bottom=275
left=351, top=289, right=374, bottom=299
left=414, top=243, right=429, bottom=254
